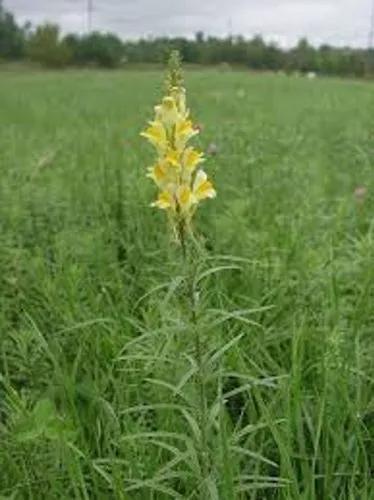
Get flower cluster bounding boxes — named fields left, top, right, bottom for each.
left=141, top=68, right=216, bottom=234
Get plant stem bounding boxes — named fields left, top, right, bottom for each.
left=179, top=222, right=210, bottom=494
left=191, top=302, right=210, bottom=487
left=178, top=217, right=187, bottom=261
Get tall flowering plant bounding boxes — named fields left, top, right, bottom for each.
left=140, top=52, right=215, bottom=492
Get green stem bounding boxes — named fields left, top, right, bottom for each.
left=179, top=223, right=210, bottom=494
left=192, top=306, right=210, bottom=486
left=178, top=217, right=187, bottom=261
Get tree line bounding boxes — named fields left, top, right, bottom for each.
left=1, top=2, right=373, bottom=77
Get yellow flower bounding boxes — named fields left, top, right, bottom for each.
left=140, top=121, right=168, bottom=153
left=152, top=190, right=175, bottom=210
left=183, top=147, right=204, bottom=171
left=165, top=149, right=180, bottom=167
left=147, top=161, right=168, bottom=188
left=175, top=119, right=198, bottom=150
left=156, top=96, right=180, bottom=126
left=147, top=159, right=180, bottom=189
left=170, top=86, right=188, bottom=118
left=192, top=170, right=216, bottom=202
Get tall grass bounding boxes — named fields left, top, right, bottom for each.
left=0, top=70, right=373, bottom=498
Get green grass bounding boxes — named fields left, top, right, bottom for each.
left=0, top=69, right=373, bottom=499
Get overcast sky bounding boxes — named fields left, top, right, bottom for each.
left=5, top=0, right=373, bottom=48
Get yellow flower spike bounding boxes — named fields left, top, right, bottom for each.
left=140, top=121, right=167, bottom=153
left=141, top=50, right=216, bottom=235
left=183, top=147, right=205, bottom=171
left=192, top=170, right=217, bottom=202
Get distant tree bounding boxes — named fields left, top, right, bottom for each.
left=0, top=2, right=25, bottom=59
left=195, top=31, right=205, bottom=44
left=27, top=23, right=71, bottom=67
left=70, top=32, right=124, bottom=67
left=366, top=48, right=374, bottom=76
left=63, top=33, right=81, bottom=64
left=266, top=43, right=284, bottom=70
left=288, top=38, right=317, bottom=73
left=247, top=35, right=267, bottom=69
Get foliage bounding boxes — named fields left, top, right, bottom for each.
left=64, top=32, right=124, bottom=68
left=0, top=69, right=373, bottom=498
left=27, top=23, right=71, bottom=68
left=122, top=34, right=370, bottom=77
left=0, top=1, right=25, bottom=59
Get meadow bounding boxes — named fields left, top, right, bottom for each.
left=0, top=69, right=373, bottom=499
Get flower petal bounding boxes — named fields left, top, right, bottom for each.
left=183, top=147, right=204, bottom=171
left=140, top=121, right=167, bottom=151
left=151, top=191, right=175, bottom=210
left=175, top=119, right=198, bottom=150
left=165, top=149, right=180, bottom=167
left=170, top=87, right=188, bottom=118
left=159, top=97, right=179, bottom=126
left=193, top=170, right=216, bottom=201
left=147, top=162, right=168, bottom=187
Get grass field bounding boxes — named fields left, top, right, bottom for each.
left=0, top=69, right=373, bottom=499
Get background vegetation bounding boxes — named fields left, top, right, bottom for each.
left=1, top=2, right=373, bottom=75
left=0, top=68, right=373, bottom=498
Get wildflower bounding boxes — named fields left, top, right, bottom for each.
left=152, top=190, right=175, bottom=210
left=183, top=147, right=204, bottom=172
left=156, top=96, right=180, bottom=126
left=175, top=119, right=199, bottom=151
left=141, top=51, right=216, bottom=238
left=170, top=86, right=188, bottom=119
left=146, top=161, right=169, bottom=188
left=192, top=170, right=216, bottom=202
left=140, top=121, right=168, bottom=154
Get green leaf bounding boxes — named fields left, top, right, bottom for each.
left=32, top=398, right=55, bottom=427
